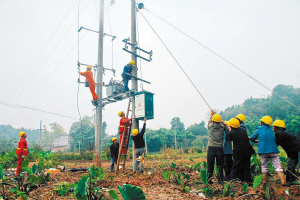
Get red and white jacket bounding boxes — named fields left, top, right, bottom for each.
left=16, top=138, right=28, bottom=156
left=119, top=117, right=132, bottom=134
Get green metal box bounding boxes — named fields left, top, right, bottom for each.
left=134, top=91, right=154, bottom=120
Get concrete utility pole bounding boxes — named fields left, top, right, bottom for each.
left=38, top=120, right=45, bottom=148
left=95, top=0, right=105, bottom=167
left=131, top=0, right=138, bottom=167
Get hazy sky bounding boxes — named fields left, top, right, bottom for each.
left=0, top=0, right=299, bottom=136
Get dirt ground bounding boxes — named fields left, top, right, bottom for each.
left=6, top=157, right=300, bottom=199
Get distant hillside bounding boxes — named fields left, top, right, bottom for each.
left=220, top=84, right=300, bottom=135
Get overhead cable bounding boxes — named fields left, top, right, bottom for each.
left=138, top=11, right=213, bottom=111
left=144, top=9, right=300, bottom=111
left=0, top=0, right=78, bottom=114
left=0, top=101, right=78, bottom=120
left=9, top=0, right=94, bottom=106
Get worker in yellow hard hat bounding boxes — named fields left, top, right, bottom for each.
left=79, top=65, right=98, bottom=101
left=226, top=118, right=255, bottom=182
left=122, top=60, right=135, bottom=91
left=249, top=116, right=288, bottom=185
left=131, top=118, right=147, bottom=172
left=273, top=120, right=300, bottom=184
left=118, top=111, right=133, bottom=155
left=110, top=137, right=119, bottom=172
left=236, top=114, right=246, bottom=130
left=16, top=131, right=28, bottom=176
left=207, top=110, right=225, bottom=183
left=222, top=121, right=233, bottom=181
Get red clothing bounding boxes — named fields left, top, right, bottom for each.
left=16, top=138, right=27, bottom=156
left=119, top=117, right=132, bottom=154
left=79, top=71, right=98, bottom=100
left=119, top=117, right=132, bottom=134
left=16, top=156, right=24, bottom=176
left=79, top=70, right=95, bottom=84
left=16, top=137, right=27, bottom=175
left=89, top=82, right=98, bottom=100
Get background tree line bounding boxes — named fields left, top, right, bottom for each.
left=1, top=84, right=300, bottom=153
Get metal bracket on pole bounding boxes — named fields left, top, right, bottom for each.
left=104, top=33, right=117, bottom=41
left=78, top=62, right=116, bottom=74
left=123, top=73, right=151, bottom=84
left=78, top=26, right=116, bottom=40
left=122, top=38, right=153, bottom=62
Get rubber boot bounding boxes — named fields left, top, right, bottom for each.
left=263, top=173, right=268, bottom=183
left=277, top=171, right=289, bottom=186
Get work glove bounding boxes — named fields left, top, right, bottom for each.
left=21, top=155, right=25, bottom=159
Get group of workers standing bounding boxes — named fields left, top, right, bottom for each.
left=207, top=111, right=300, bottom=185
left=110, top=111, right=147, bottom=173
left=78, top=60, right=135, bottom=102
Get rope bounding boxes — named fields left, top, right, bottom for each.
left=145, top=9, right=300, bottom=111
left=138, top=11, right=213, bottom=111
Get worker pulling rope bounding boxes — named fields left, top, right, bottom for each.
left=138, top=10, right=213, bottom=111
left=143, top=9, right=300, bottom=112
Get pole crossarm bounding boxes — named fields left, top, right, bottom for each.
left=96, top=89, right=136, bottom=107
left=78, top=26, right=117, bottom=41
left=78, top=62, right=116, bottom=73
left=122, top=38, right=153, bottom=62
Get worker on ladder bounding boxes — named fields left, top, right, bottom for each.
left=79, top=65, right=98, bottom=101
left=122, top=60, right=135, bottom=91
left=118, top=111, right=133, bottom=154
left=16, top=131, right=28, bottom=176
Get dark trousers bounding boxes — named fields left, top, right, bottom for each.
left=286, top=152, right=299, bottom=183
left=230, top=156, right=252, bottom=183
left=207, top=147, right=224, bottom=183
left=224, top=154, right=233, bottom=181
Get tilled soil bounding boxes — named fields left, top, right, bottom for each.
left=4, top=157, right=300, bottom=199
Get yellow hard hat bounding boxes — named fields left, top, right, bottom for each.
left=224, top=121, right=229, bottom=124
left=112, top=137, right=117, bottom=142
left=228, top=118, right=240, bottom=128
left=87, top=65, right=92, bottom=69
left=19, top=131, right=26, bottom=137
left=132, top=129, right=138, bottom=136
left=212, top=114, right=222, bottom=122
left=236, top=114, right=246, bottom=122
left=129, top=60, right=135, bottom=66
left=118, top=111, right=123, bottom=117
left=261, top=116, right=273, bottom=125
left=272, top=120, right=285, bottom=129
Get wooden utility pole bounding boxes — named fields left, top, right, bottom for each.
left=131, top=0, right=138, bottom=167
left=95, top=0, right=105, bottom=167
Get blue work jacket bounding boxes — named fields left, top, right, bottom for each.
left=250, top=125, right=279, bottom=154
left=223, top=127, right=232, bottom=154
left=122, top=64, right=132, bottom=79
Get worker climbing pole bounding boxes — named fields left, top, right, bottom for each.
left=79, top=65, right=98, bottom=102
left=122, top=60, right=135, bottom=91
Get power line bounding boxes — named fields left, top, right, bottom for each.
left=144, top=9, right=300, bottom=111
left=138, top=10, right=213, bottom=111
left=6, top=0, right=94, bottom=108
left=0, top=100, right=78, bottom=120
left=0, top=0, right=78, bottom=115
